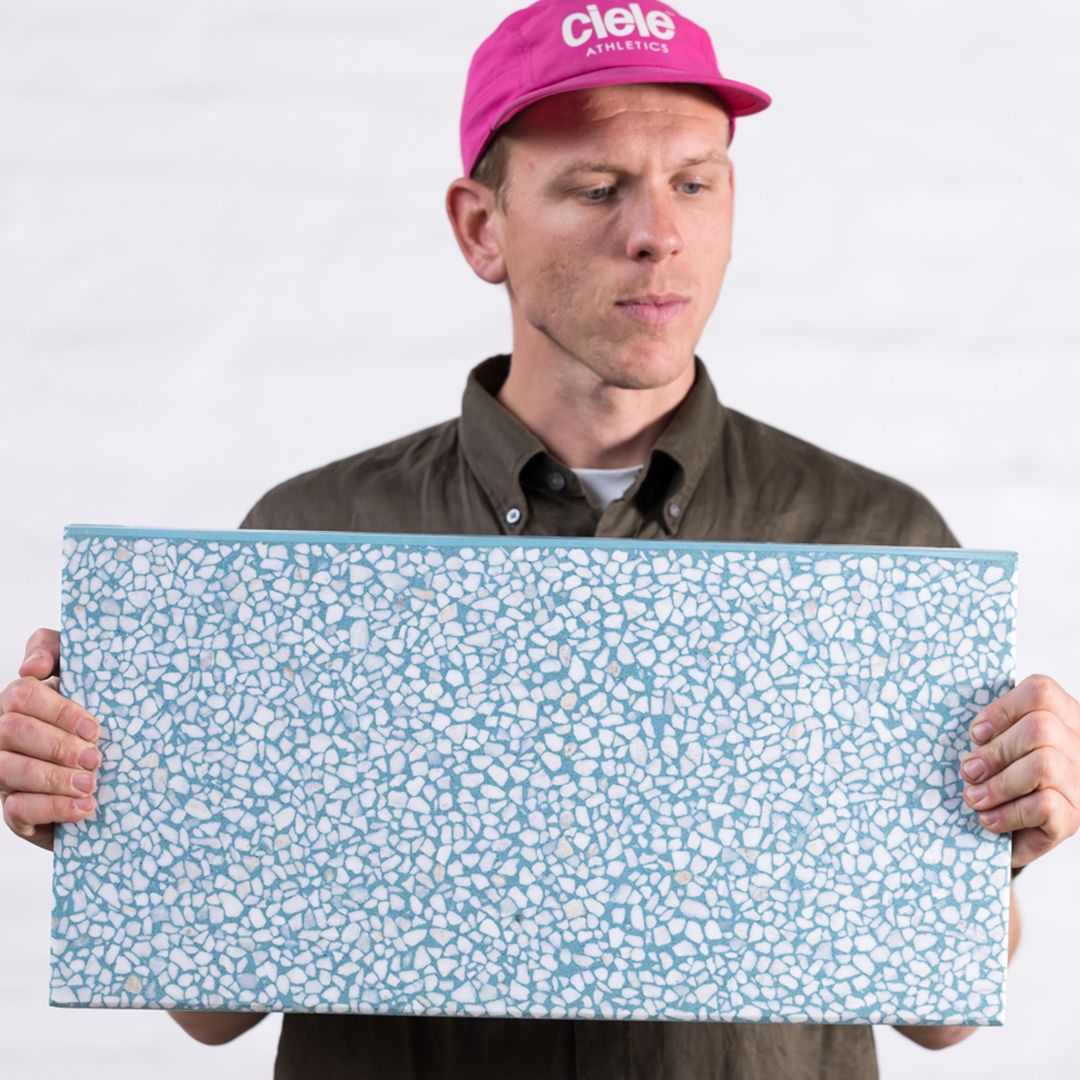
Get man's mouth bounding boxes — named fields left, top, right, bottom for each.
left=615, top=294, right=688, bottom=326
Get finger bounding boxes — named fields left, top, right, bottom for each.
left=19, top=628, right=61, bottom=679
left=0, top=677, right=99, bottom=742
left=971, top=674, right=1072, bottom=745
left=2, top=790, right=94, bottom=839
left=0, top=748, right=97, bottom=800
left=0, top=709, right=101, bottom=772
left=0, top=792, right=56, bottom=851
left=963, top=745, right=1070, bottom=814
left=977, top=787, right=1079, bottom=848
left=962, top=708, right=1080, bottom=788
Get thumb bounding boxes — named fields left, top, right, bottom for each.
left=20, top=629, right=61, bottom=679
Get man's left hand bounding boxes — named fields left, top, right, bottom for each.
left=961, top=673, right=1080, bottom=869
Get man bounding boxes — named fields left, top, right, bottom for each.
left=4, top=1, right=1079, bottom=1077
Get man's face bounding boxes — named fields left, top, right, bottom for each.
left=488, top=82, right=733, bottom=391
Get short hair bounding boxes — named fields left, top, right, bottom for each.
left=469, top=129, right=512, bottom=214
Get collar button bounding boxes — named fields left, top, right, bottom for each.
left=667, top=501, right=681, bottom=519
left=505, top=507, right=522, bottom=525
left=547, top=472, right=566, bottom=492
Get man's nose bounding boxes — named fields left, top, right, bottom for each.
left=622, top=186, right=683, bottom=261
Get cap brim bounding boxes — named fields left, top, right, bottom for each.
left=494, top=65, right=771, bottom=131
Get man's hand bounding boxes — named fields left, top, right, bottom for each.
left=960, top=673, right=1080, bottom=869
left=0, top=628, right=100, bottom=851
left=2, top=630, right=263, bottom=1046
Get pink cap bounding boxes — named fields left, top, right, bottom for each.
left=460, top=0, right=771, bottom=177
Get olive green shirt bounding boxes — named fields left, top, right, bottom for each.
left=239, top=352, right=963, bottom=1080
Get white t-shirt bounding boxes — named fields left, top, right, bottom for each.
left=569, top=464, right=645, bottom=513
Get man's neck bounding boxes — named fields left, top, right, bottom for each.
left=494, top=347, right=696, bottom=470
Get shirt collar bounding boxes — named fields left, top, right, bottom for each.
left=643, top=353, right=727, bottom=531
left=458, top=353, right=727, bottom=534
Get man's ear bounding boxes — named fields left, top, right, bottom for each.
left=445, top=179, right=507, bottom=285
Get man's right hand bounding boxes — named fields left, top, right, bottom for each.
left=2, top=629, right=264, bottom=1045
left=0, top=628, right=100, bottom=852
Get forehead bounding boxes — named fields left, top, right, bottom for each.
left=503, top=82, right=729, bottom=148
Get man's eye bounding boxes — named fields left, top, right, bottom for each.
left=579, top=182, right=707, bottom=203
left=581, top=186, right=612, bottom=202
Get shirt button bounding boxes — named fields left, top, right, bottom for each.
left=505, top=507, right=522, bottom=525
left=547, top=472, right=566, bottom=492
left=667, top=502, right=681, bottom=518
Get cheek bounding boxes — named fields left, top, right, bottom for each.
left=691, top=214, right=733, bottom=290
left=515, top=233, right=600, bottom=318
left=697, top=202, right=732, bottom=248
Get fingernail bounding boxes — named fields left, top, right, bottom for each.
left=76, top=716, right=98, bottom=741
left=962, top=757, right=986, bottom=781
left=24, top=649, right=43, bottom=666
left=75, top=797, right=94, bottom=811
left=73, top=772, right=95, bottom=793
left=972, top=722, right=993, bottom=742
left=966, top=784, right=988, bottom=804
left=77, top=747, right=100, bottom=770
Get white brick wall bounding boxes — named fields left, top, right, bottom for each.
left=1, top=2, right=1076, bottom=1076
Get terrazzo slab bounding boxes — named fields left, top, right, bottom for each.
left=51, top=525, right=1018, bottom=1026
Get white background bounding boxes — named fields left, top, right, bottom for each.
left=1, top=1, right=1077, bottom=1076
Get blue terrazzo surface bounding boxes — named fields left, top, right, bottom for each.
left=51, top=526, right=1017, bottom=1025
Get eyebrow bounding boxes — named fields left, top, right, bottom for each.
left=552, top=151, right=731, bottom=180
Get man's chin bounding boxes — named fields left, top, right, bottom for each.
left=586, top=347, right=695, bottom=391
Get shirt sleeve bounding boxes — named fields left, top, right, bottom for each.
left=237, top=501, right=263, bottom=530
left=900, top=489, right=962, bottom=549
